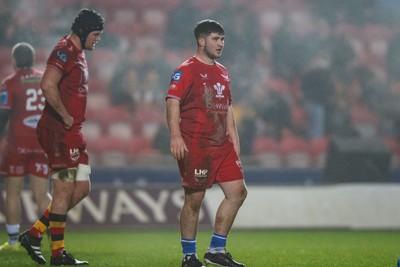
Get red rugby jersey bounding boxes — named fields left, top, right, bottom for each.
left=0, top=68, right=44, bottom=147
left=166, top=56, right=232, bottom=147
left=39, top=36, right=89, bottom=131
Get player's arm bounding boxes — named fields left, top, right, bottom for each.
left=227, top=104, right=240, bottom=155
left=166, top=98, right=188, bottom=160
left=40, top=67, right=73, bottom=129
left=0, top=109, right=10, bottom=137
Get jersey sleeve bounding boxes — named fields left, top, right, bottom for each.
left=166, top=65, right=192, bottom=101
left=47, top=47, right=74, bottom=75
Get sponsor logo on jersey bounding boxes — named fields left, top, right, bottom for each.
left=212, top=102, right=229, bottom=111
left=0, top=91, right=8, bottom=105
left=221, top=74, right=229, bottom=81
left=171, top=70, right=182, bottom=82
left=200, top=73, right=208, bottom=79
left=20, top=73, right=41, bottom=84
left=56, top=50, right=68, bottom=63
left=213, top=82, right=225, bottom=98
left=23, top=114, right=41, bottom=129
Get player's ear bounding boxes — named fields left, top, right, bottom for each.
left=198, top=37, right=205, bottom=47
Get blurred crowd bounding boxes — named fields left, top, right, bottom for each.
left=1, top=0, right=400, bottom=168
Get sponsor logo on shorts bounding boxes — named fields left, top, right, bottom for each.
left=236, top=160, right=242, bottom=167
left=236, top=160, right=244, bottom=173
left=70, top=148, right=80, bottom=162
left=194, top=169, right=208, bottom=184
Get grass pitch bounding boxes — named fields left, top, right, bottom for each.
left=1, top=230, right=399, bottom=266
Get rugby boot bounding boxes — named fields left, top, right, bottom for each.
left=182, top=254, right=205, bottom=267
left=204, top=251, right=245, bottom=267
left=50, top=250, right=89, bottom=266
left=18, top=230, right=46, bottom=264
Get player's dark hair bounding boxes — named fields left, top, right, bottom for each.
left=194, top=19, right=224, bottom=40
left=12, top=42, right=35, bottom=68
left=71, top=8, right=105, bottom=49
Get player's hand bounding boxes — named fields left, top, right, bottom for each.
left=63, top=115, right=74, bottom=130
left=170, top=135, right=188, bottom=161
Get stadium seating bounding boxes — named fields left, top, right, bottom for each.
left=1, top=0, right=399, bottom=170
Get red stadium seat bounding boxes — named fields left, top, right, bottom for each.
left=141, top=8, right=167, bottom=35
left=82, top=119, right=104, bottom=142
left=384, top=136, right=400, bottom=168
left=280, top=136, right=310, bottom=168
left=252, top=137, right=281, bottom=168
left=86, top=92, right=111, bottom=117
left=92, top=136, right=130, bottom=167
left=351, top=103, right=379, bottom=138
left=309, top=137, right=329, bottom=168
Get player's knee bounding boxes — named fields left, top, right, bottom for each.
left=81, top=182, right=91, bottom=197
left=239, top=186, right=248, bottom=202
left=232, top=185, right=247, bottom=203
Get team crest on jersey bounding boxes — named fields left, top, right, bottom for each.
left=171, top=70, right=182, bottom=82
left=56, top=50, right=68, bottom=63
left=213, top=83, right=225, bottom=98
left=0, top=91, right=8, bottom=105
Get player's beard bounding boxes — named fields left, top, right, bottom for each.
left=204, top=46, right=222, bottom=60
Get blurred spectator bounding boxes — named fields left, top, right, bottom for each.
left=257, top=90, right=293, bottom=141
left=218, top=1, right=262, bottom=100
left=270, top=15, right=319, bottom=82
left=321, top=34, right=359, bottom=138
left=165, top=0, right=224, bottom=53
left=328, top=35, right=357, bottom=82
left=325, top=73, right=359, bottom=139
left=386, top=33, right=400, bottom=82
left=109, top=38, right=169, bottom=110
left=109, top=52, right=138, bottom=109
left=0, top=13, right=40, bottom=46
left=379, top=80, right=400, bottom=139
left=301, top=68, right=334, bottom=139
left=346, top=66, right=380, bottom=138
left=311, top=0, right=384, bottom=26
left=0, top=1, right=14, bottom=46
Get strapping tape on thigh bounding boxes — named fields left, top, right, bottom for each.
left=76, top=164, right=91, bottom=181
left=51, top=168, right=77, bottom=182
